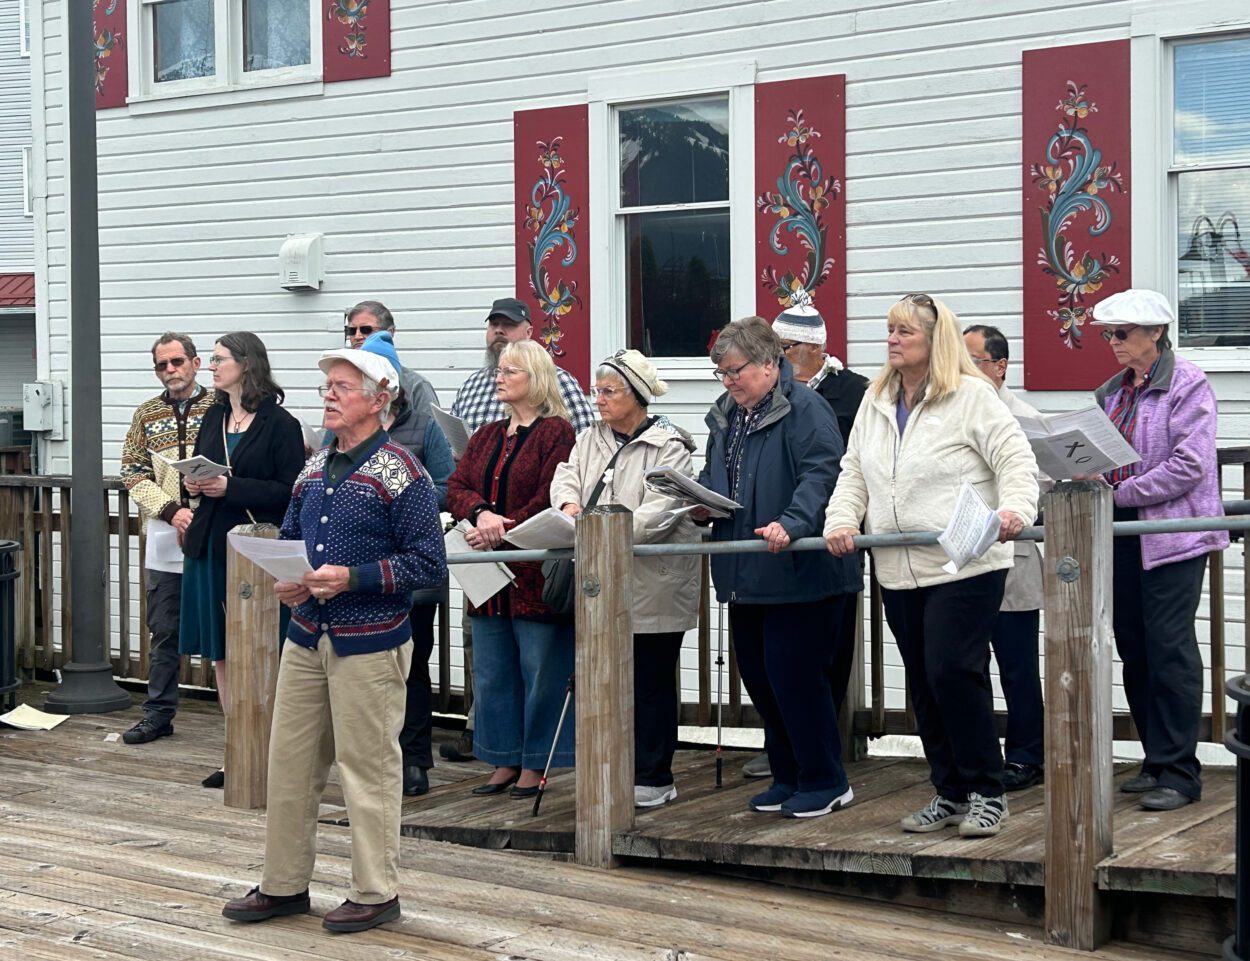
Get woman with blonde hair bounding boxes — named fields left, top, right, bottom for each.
left=825, top=294, right=1038, bottom=838
left=447, top=338, right=576, bottom=798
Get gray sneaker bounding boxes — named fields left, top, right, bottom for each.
left=742, top=752, right=772, bottom=779
left=634, top=784, right=677, bottom=808
left=900, top=795, right=969, bottom=833
left=959, top=792, right=1008, bottom=837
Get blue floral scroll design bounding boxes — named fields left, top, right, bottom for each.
left=328, top=0, right=370, bottom=59
left=1030, top=81, right=1125, bottom=349
left=756, top=109, right=841, bottom=309
left=523, top=137, right=581, bottom=359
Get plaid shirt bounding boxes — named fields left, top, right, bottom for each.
left=450, top=365, right=596, bottom=433
left=1105, top=357, right=1160, bottom=486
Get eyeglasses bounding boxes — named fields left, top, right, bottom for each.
left=154, top=357, right=189, bottom=372
left=344, top=324, right=377, bottom=339
left=207, top=354, right=234, bottom=368
left=317, top=383, right=371, bottom=398
left=969, top=354, right=1000, bottom=367
left=712, top=361, right=755, bottom=382
left=497, top=366, right=527, bottom=378
left=779, top=341, right=803, bottom=354
left=901, top=293, right=937, bottom=316
left=590, top=386, right=627, bottom=400
left=1100, top=326, right=1139, bottom=342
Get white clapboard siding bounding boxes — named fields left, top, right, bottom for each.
left=32, top=0, right=1250, bottom=722
left=0, top=6, right=33, bottom=271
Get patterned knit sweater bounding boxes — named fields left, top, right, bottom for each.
left=120, top=387, right=216, bottom=530
left=281, top=433, right=448, bottom=656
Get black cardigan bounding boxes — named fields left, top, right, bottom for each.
left=182, top=395, right=306, bottom=561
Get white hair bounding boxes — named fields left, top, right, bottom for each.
left=361, top=373, right=394, bottom=419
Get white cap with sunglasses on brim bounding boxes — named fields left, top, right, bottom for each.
left=318, top=345, right=399, bottom=392
left=1090, top=289, right=1176, bottom=327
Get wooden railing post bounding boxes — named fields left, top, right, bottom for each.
left=574, top=504, right=634, bottom=869
left=1043, top=479, right=1114, bottom=950
left=224, top=525, right=282, bottom=810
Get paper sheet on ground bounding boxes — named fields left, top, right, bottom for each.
left=432, top=405, right=473, bottom=460
left=226, top=532, right=312, bottom=582
left=644, top=502, right=724, bottom=534
left=1015, top=405, right=1140, bottom=480
left=153, top=450, right=230, bottom=481
left=643, top=466, right=741, bottom=514
left=144, top=519, right=185, bottom=574
left=445, top=521, right=514, bottom=607
left=938, top=482, right=1001, bottom=575
left=0, top=703, right=69, bottom=731
left=503, top=507, right=576, bottom=550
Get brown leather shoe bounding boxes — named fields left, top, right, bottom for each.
left=322, top=896, right=401, bottom=932
left=221, top=886, right=310, bottom=922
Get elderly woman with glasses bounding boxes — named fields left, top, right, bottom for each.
left=1089, top=289, right=1228, bottom=812
left=447, top=339, right=576, bottom=799
left=692, top=316, right=862, bottom=820
left=180, top=331, right=306, bottom=789
left=825, top=294, right=1038, bottom=838
left=549, top=350, right=700, bottom=809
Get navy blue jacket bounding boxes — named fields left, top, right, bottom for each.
left=698, top=358, right=861, bottom=604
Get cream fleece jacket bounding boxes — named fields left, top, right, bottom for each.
left=824, top=375, right=1040, bottom=590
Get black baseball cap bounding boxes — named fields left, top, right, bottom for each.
left=485, top=297, right=531, bottom=326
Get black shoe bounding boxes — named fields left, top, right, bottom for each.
left=122, top=717, right=173, bottom=745
left=322, top=895, right=401, bottom=933
left=471, top=771, right=518, bottom=796
left=1140, top=786, right=1194, bottom=811
left=509, top=784, right=540, bottom=800
left=439, top=731, right=474, bottom=762
left=1120, top=771, right=1158, bottom=794
left=202, top=769, right=225, bottom=789
left=403, top=765, right=429, bottom=797
left=1001, top=762, right=1044, bottom=792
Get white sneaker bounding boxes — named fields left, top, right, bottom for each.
left=959, top=792, right=1008, bottom=837
left=634, top=784, right=677, bottom=808
left=900, top=794, right=969, bottom=833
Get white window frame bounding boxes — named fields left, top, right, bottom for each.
left=19, top=0, right=29, bottom=57
left=127, top=0, right=322, bottom=110
left=588, top=60, right=757, bottom=377
left=22, top=145, right=32, bottom=218
left=1131, top=0, right=1250, bottom=372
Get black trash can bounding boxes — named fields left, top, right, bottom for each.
left=0, top=540, right=19, bottom=713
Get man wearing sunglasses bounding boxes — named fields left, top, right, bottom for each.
left=119, top=333, right=215, bottom=746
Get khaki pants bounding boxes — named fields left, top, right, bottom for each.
left=262, top=635, right=413, bottom=904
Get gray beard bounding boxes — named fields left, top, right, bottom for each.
left=484, top=343, right=504, bottom=370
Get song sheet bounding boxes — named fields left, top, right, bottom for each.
left=503, top=508, right=576, bottom=550
left=1015, top=404, right=1140, bottom=480
left=445, top=521, right=514, bottom=607
left=153, top=450, right=231, bottom=481
left=225, top=532, right=313, bottom=583
left=938, top=482, right=1002, bottom=575
left=143, top=519, right=185, bottom=574
left=431, top=405, right=473, bottom=460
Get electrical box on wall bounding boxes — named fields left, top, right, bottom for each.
left=278, top=233, right=324, bottom=290
left=22, top=380, right=64, bottom=440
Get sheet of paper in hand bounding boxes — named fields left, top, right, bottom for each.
left=226, top=532, right=313, bottom=582
left=938, top=482, right=1002, bottom=575
left=1015, top=405, right=1140, bottom=480
left=445, top=520, right=515, bottom=608
left=144, top=519, right=185, bottom=574
left=503, top=507, right=576, bottom=550
left=153, top=450, right=231, bottom=481
left=431, top=405, right=474, bottom=460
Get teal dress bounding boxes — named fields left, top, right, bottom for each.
left=178, top=433, right=242, bottom=661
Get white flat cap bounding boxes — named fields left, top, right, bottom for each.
left=318, top=347, right=398, bottom=388
left=1090, top=289, right=1176, bottom=327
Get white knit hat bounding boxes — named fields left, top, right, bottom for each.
left=599, top=349, right=667, bottom=406
left=771, top=304, right=826, bottom=345
left=1090, top=289, right=1176, bottom=327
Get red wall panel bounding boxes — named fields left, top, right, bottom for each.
left=94, top=0, right=128, bottom=110
left=324, top=0, right=390, bottom=83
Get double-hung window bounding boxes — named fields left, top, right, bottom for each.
left=1172, top=35, right=1250, bottom=347
left=137, top=0, right=317, bottom=96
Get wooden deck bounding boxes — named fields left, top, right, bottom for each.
left=0, top=688, right=1230, bottom=960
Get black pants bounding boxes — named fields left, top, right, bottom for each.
left=1113, top=521, right=1206, bottom=800
left=729, top=596, right=851, bottom=792
left=399, top=602, right=438, bottom=769
left=882, top=569, right=1007, bottom=799
left=990, top=609, right=1044, bottom=767
left=634, top=631, right=684, bottom=787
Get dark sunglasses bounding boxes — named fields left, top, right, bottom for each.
left=901, top=292, right=937, bottom=316
left=154, top=357, right=190, bottom=372
left=1100, top=325, right=1138, bottom=342
left=344, top=324, right=377, bottom=338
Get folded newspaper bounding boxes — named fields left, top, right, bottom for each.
left=643, top=466, right=741, bottom=516
left=938, top=482, right=1002, bottom=575
left=1014, top=405, right=1140, bottom=480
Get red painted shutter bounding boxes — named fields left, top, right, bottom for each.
left=324, top=0, right=391, bottom=82
left=514, top=105, right=591, bottom=390
left=94, top=0, right=129, bottom=109
left=1022, top=39, right=1131, bottom=391
left=754, top=75, right=847, bottom=363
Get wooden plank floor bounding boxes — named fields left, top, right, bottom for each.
left=0, top=691, right=1213, bottom=961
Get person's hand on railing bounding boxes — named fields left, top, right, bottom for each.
left=562, top=503, right=582, bottom=518
left=468, top=510, right=514, bottom=550
left=754, top=521, right=790, bottom=554
left=304, top=564, right=350, bottom=601
left=275, top=579, right=312, bottom=607
left=997, top=510, right=1025, bottom=543
left=825, top=526, right=858, bottom=556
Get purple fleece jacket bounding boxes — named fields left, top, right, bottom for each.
left=1094, top=349, right=1229, bottom=570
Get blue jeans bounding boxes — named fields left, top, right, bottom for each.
left=470, top=615, right=574, bottom=769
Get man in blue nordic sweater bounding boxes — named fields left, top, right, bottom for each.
left=223, top=345, right=446, bottom=934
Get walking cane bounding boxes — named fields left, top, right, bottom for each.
left=715, top=600, right=724, bottom=788
left=532, top=674, right=575, bottom=817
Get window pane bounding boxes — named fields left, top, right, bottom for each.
left=245, top=0, right=311, bottom=72
left=1174, top=38, right=1250, bottom=165
left=1177, top=168, right=1250, bottom=347
left=625, top=210, right=730, bottom=357
left=620, top=99, right=729, bottom=208
left=153, top=0, right=215, bottom=83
